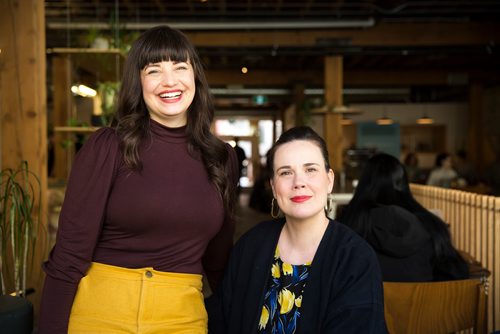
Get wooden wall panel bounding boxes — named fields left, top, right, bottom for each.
left=0, top=0, right=48, bottom=323
left=51, top=56, right=73, bottom=180
left=411, top=184, right=500, bottom=332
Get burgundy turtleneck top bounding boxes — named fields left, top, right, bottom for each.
left=39, top=120, right=238, bottom=333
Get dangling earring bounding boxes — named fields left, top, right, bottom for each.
left=271, top=198, right=280, bottom=218
left=324, top=194, right=336, bottom=219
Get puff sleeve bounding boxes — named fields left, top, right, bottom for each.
left=39, top=128, right=121, bottom=334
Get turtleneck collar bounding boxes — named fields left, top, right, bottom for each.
left=149, top=118, right=188, bottom=143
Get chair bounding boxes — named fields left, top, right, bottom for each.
left=383, top=278, right=488, bottom=334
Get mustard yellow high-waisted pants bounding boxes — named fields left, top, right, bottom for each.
left=68, top=262, right=207, bottom=334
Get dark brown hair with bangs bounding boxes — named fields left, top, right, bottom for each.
left=111, top=25, right=235, bottom=219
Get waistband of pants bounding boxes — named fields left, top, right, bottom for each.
left=87, top=262, right=203, bottom=290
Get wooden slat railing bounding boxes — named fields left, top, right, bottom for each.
left=411, top=184, right=500, bottom=333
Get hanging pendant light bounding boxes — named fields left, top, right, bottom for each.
left=376, top=106, right=394, bottom=125
left=417, top=115, right=434, bottom=124
left=376, top=115, right=394, bottom=125
left=417, top=105, right=434, bottom=124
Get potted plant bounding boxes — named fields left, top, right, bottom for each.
left=96, top=81, right=120, bottom=126
left=85, top=27, right=111, bottom=50
left=118, top=31, right=140, bottom=55
left=0, top=161, right=41, bottom=332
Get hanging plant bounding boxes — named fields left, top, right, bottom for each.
left=85, top=27, right=111, bottom=50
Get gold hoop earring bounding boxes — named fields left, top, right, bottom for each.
left=324, top=194, right=336, bottom=219
left=271, top=198, right=280, bottom=218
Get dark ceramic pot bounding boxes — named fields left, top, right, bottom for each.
left=0, top=295, right=33, bottom=334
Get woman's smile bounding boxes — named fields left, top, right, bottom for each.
left=158, top=89, right=183, bottom=102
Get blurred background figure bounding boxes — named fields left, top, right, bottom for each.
left=427, top=152, right=458, bottom=188
left=248, top=158, right=273, bottom=214
left=403, top=152, right=423, bottom=184
left=233, top=137, right=247, bottom=194
left=484, top=155, right=500, bottom=196
left=453, top=149, right=478, bottom=187
left=338, top=153, right=469, bottom=282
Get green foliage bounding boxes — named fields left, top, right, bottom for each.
left=98, top=81, right=120, bottom=126
left=119, top=31, right=140, bottom=55
left=83, top=10, right=140, bottom=54
left=299, top=97, right=323, bottom=126
left=84, top=27, right=111, bottom=49
left=0, top=161, right=41, bottom=296
left=59, top=118, right=89, bottom=150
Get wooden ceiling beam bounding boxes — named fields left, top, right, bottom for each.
left=205, top=69, right=487, bottom=86
left=186, top=22, right=499, bottom=47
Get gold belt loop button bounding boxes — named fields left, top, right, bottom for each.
left=145, top=270, right=153, bottom=278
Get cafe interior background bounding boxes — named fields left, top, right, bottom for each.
left=1, top=0, right=500, bottom=331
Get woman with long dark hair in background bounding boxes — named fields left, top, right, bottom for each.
left=338, top=153, right=468, bottom=282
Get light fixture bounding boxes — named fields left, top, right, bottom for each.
left=332, top=105, right=363, bottom=114
left=417, top=105, right=434, bottom=124
left=208, top=87, right=409, bottom=97
left=310, top=104, right=363, bottom=115
left=376, top=107, right=394, bottom=125
left=48, top=18, right=376, bottom=31
left=71, top=84, right=97, bottom=97
left=376, top=115, right=394, bottom=125
left=340, top=116, right=353, bottom=125
left=241, top=67, right=248, bottom=74
left=417, top=115, right=434, bottom=124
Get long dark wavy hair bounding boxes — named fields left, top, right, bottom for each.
left=110, top=25, right=235, bottom=217
left=338, top=153, right=461, bottom=262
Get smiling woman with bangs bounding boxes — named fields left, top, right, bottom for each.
left=39, top=26, right=238, bottom=334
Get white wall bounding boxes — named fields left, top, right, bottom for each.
left=347, top=102, right=468, bottom=154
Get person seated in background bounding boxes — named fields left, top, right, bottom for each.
left=484, top=155, right=500, bottom=196
left=338, top=153, right=469, bottom=282
left=403, top=152, right=423, bottom=183
left=453, top=149, right=479, bottom=187
left=427, top=152, right=458, bottom=188
left=233, top=137, right=247, bottom=191
left=248, top=159, right=274, bottom=214
left=207, top=126, right=387, bottom=333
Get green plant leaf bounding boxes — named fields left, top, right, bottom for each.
left=0, top=161, right=42, bottom=296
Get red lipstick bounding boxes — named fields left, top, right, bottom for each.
left=291, top=196, right=311, bottom=203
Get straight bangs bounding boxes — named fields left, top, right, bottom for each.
left=136, top=31, right=192, bottom=70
